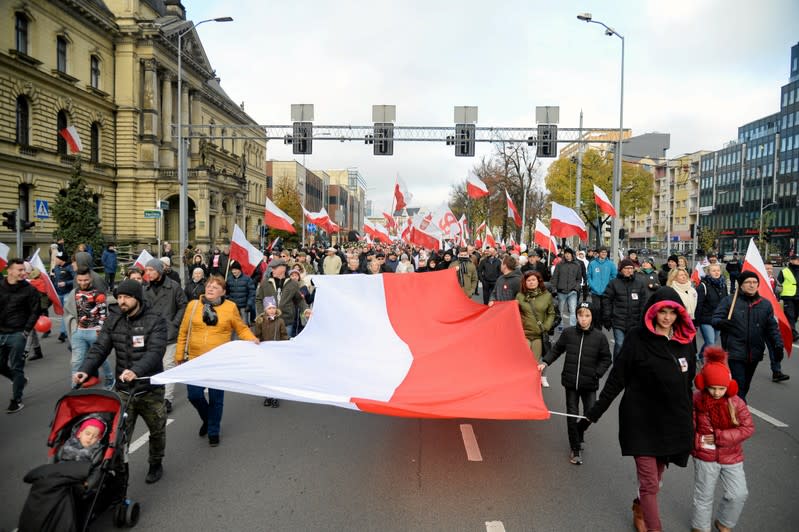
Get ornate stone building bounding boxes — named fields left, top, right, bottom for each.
left=0, top=0, right=267, bottom=259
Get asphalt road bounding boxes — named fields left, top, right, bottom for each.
left=1, top=314, right=798, bottom=531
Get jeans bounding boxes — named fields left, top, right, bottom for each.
left=565, top=388, right=595, bottom=451
left=285, top=323, right=295, bottom=338
left=71, top=328, right=114, bottom=388
left=187, top=384, right=224, bottom=437
left=634, top=455, right=666, bottom=532
left=58, top=295, right=67, bottom=336
left=105, top=272, right=116, bottom=291
left=612, top=328, right=626, bottom=361
left=482, top=282, right=495, bottom=305
left=0, top=332, right=27, bottom=401
left=728, top=359, right=759, bottom=402
left=692, top=458, right=748, bottom=531
left=698, top=323, right=720, bottom=362
left=557, top=291, right=578, bottom=327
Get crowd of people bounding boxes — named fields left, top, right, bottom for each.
left=2, top=237, right=797, bottom=530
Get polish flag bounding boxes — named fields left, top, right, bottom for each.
left=393, top=176, right=412, bottom=212
left=153, top=270, right=549, bottom=419
left=506, top=190, right=522, bottom=227
left=268, top=236, right=282, bottom=252
left=320, top=210, right=340, bottom=234
left=534, top=219, right=559, bottom=254
left=690, top=258, right=709, bottom=286
left=382, top=211, right=397, bottom=231
left=0, top=242, right=9, bottom=270
left=133, top=249, right=155, bottom=271
left=400, top=218, right=413, bottom=243
left=29, top=249, right=63, bottom=315
left=484, top=231, right=497, bottom=249
left=466, top=173, right=489, bottom=199
left=264, top=197, right=296, bottom=233
left=364, top=220, right=392, bottom=245
left=550, top=202, right=588, bottom=241
left=229, top=224, right=264, bottom=277
left=302, top=205, right=328, bottom=226
left=435, top=205, right=460, bottom=236
left=59, top=126, right=83, bottom=153
left=740, top=239, right=793, bottom=356
left=593, top=184, right=617, bottom=217
left=475, top=220, right=487, bottom=237
left=458, top=214, right=469, bottom=245
left=410, top=226, right=440, bottom=251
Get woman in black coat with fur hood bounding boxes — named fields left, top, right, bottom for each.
left=579, top=287, right=697, bottom=532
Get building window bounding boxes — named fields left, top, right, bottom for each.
left=16, top=96, right=30, bottom=145
left=15, top=13, right=28, bottom=54
left=56, top=36, right=67, bottom=72
left=57, top=110, right=67, bottom=154
left=90, top=122, right=100, bottom=163
left=90, top=55, right=100, bottom=88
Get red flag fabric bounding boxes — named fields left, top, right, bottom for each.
left=466, top=173, right=489, bottom=199
left=264, top=197, right=296, bottom=233
left=382, top=211, right=397, bottom=231
left=410, top=226, right=440, bottom=251
left=59, top=126, right=83, bottom=153
left=534, top=219, right=559, bottom=253
left=691, top=258, right=708, bottom=286
left=550, top=202, right=588, bottom=241
left=364, top=220, right=392, bottom=244
left=393, top=177, right=412, bottom=212
left=0, top=242, right=9, bottom=271
left=29, top=250, right=63, bottom=315
left=475, top=220, right=486, bottom=237
left=133, top=249, right=155, bottom=271
left=400, top=218, right=413, bottom=243
left=153, top=270, right=550, bottom=420
left=506, top=190, right=522, bottom=226
left=484, top=231, right=497, bottom=249
left=229, top=224, right=264, bottom=277
left=593, top=184, right=617, bottom=217
left=741, top=239, right=793, bottom=356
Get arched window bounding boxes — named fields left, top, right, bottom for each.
left=90, top=122, right=100, bottom=163
left=56, top=36, right=67, bottom=72
left=90, top=55, right=100, bottom=89
left=16, top=96, right=29, bottom=145
left=15, top=13, right=28, bottom=54
left=57, top=110, right=68, bottom=154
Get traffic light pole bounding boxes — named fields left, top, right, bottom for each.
left=15, top=208, right=22, bottom=258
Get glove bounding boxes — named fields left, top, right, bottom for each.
left=576, top=418, right=592, bottom=434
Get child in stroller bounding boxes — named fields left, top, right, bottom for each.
left=58, top=417, right=107, bottom=464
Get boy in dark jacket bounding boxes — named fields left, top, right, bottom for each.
left=539, top=302, right=611, bottom=465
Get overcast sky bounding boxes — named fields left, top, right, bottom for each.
left=188, top=0, right=798, bottom=212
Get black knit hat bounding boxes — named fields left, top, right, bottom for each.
left=116, top=279, right=143, bottom=304
left=737, top=271, right=759, bottom=286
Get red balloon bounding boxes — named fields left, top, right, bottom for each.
left=34, top=315, right=52, bottom=334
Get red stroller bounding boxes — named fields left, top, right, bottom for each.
left=17, top=387, right=141, bottom=531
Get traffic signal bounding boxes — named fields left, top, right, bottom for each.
left=2, top=210, right=16, bottom=231
left=21, top=220, right=35, bottom=232
left=374, top=123, right=394, bottom=156
left=292, top=122, right=312, bottom=155
left=618, top=228, right=626, bottom=240
left=455, top=123, right=475, bottom=157
left=536, top=124, right=557, bottom=158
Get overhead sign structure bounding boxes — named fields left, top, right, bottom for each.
left=35, top=199, right=49, bottom=219
left=144, top=210, right=161, bottom=219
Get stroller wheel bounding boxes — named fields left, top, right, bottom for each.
left=125, top=501, right=141, bottom=527
left=113, top=504, right=126, bottom=527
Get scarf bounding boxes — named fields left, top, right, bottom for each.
left=707, top=275, right=726, bottom=288
left=697, top=391, right=738, bottom=429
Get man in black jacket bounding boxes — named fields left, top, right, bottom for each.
left=477, top=247, right=501, bottom=305
left=603, top=258, right=648, bottom=360
left=551, top=248, right=584, bottom=327
left=0, top=258, right=40, bottom=413
left=74, top=279, right=168, bottom=484
left=713, top=270, right=784, bottom=400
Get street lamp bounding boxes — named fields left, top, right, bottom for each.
left=577, top=13, right=624, bottom=260
left=177, top=16, right=232, bottom=281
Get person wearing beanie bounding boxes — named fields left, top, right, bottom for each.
left=658, top=254, right=679, bottom=287
left=551, top=247, right=584, bottom=327
left=226, top=260, right=256, bottom=325
left=690, top=346, right=754, bottom=532
left=450, top=247, right=477, bottom=295
left=636, top=257, right=661, bottom=303
left=712, top=269, right=785, bottom=399
left=252, top=296, right=288, bottom=408
left=587, top=247, right=617, bottom=326
left=185, top=267, right=206, bottom=301
left=58, top=416, right=108, bottom=462
left=695, top=262, right=728, bottom=363
left=159, top=256, right=181, bottom=285
left=74, top=276, right=168, bottom=484
left=602, top=257, right=648, bottom=360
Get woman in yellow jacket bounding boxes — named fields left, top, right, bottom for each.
left=176, top=274, right=258, bottom=446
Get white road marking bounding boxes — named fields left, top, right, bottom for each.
left=485, top=521, right=506, bottom=532
left=459, top=423, right=483, bottom=462
left=748, top=407, right=789, bottom=428
left=129, top=418, right=174, bottom=454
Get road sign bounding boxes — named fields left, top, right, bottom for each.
left=306, top=223, right=317, bottom=233
left=35, top=199, right=49, bottom=219
left=144, top=210, right=161, bottom=219
left=158, top=200, right=170, bottom=210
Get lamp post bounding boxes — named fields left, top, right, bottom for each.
left=177, top=16, right=232, bottom=281
left=577, top=13, right=624, bottom=260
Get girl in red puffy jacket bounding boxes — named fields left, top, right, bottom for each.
left=691, top=346, right=754, bottom=532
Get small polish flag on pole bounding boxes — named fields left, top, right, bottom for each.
left=29, top=249, right=63, bottom=315
left=229, top=224, right=264, bottom=277
left=0, top=242, right=9, bottom=270
left=59, top=126, right=83, bottom=153
left=506, top=190, right=522, bottom=227
left=133, top=249, right=155, bottom=271
left=593, top=185, right=617, bottom=217
left=550, top=202, right=588, bottom=241
left=690, top=258, right=708, bottom=286
left=466, top=173, right=489, bottom=199
left=534, top=219, right=559, bottom=253
left=264, top=197, right=296, bottom=233
left=393, top=176, right=412, bottom=212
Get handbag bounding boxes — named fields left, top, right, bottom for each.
left=182, top=300, right=201, bottom=362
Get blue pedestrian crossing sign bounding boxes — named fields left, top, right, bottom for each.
left=35, top=199, right=50, bottom=219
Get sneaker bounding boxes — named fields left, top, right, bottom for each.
left=165, top=399, right=173, bottom=413
left=198, top=421, right=208, bottom=437
left=772, top=371, right=790, bottom=382
left=541, top=376, right=550, bottom=388
left=58, top=332, right=67, bottom=343
left=208, top=435, right=220, bottom=447
left=569, top=450, right=583, bottom=465
left=7, top=400, right=24, bottom=414
left=145, top=463, right=163, bottom=484
left=263, top=398, right=273, bottom=407
left=270, top=398, right=280, bottom=408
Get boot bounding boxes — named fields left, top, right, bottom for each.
left=27, top=347, right=43, bottom=361
left=632, top=498, right=646, bottom=532
left=145, top=462, right=163, bottom=484
left=714, top=519, right=732, bottom=532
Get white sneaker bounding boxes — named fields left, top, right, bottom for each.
left=541, top=376, right=550, bottom=388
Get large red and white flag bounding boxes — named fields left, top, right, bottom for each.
left=690, top=257, right=709, bottom=286
left=434, top=204, right=460, bottom=236
left=302, top=205, right=328, bottom=226
left=475, top=220, right=487, bottom=237
left=458, top=214, right=469, bottom=245
left=410, top=212, right=442, bottom=250
left=318, top=208, right=340, bottom=234
left=400, top=218, right=413, bottom=243
left=393, top=176, right=412, bottom=212
left=133, top=249, right=155, bottom=271
left=0, top=242, right=9, bottom=270
left=364, top=219, right=392, bottom=245
left=264, top=197, right=296, bottom=234
left=506, top=190, right=522, bottom=227
left=59, top=126, right=83, bottom=153
left=741, top=239, right=793, bottom=356
left=550, top=202, right=588, bottom=241
left=466, top=173, right=489, bottom=199
left=153, top=270, right=549, bottom=419
left=229, top=224, right=264, bottom=277
left=534, top=219, right=559, bottom=253
left=484, top=231, right=497, bottom=249
left=382, top=211, right=397, bottom=232
left=593, top=184, right=617, bottom=217
left=29, top=249, right=63, bottom=315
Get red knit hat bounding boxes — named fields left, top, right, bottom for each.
left=79, top=418, right=106, bottom=437
left=694, top=346, right=738, bottom=397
